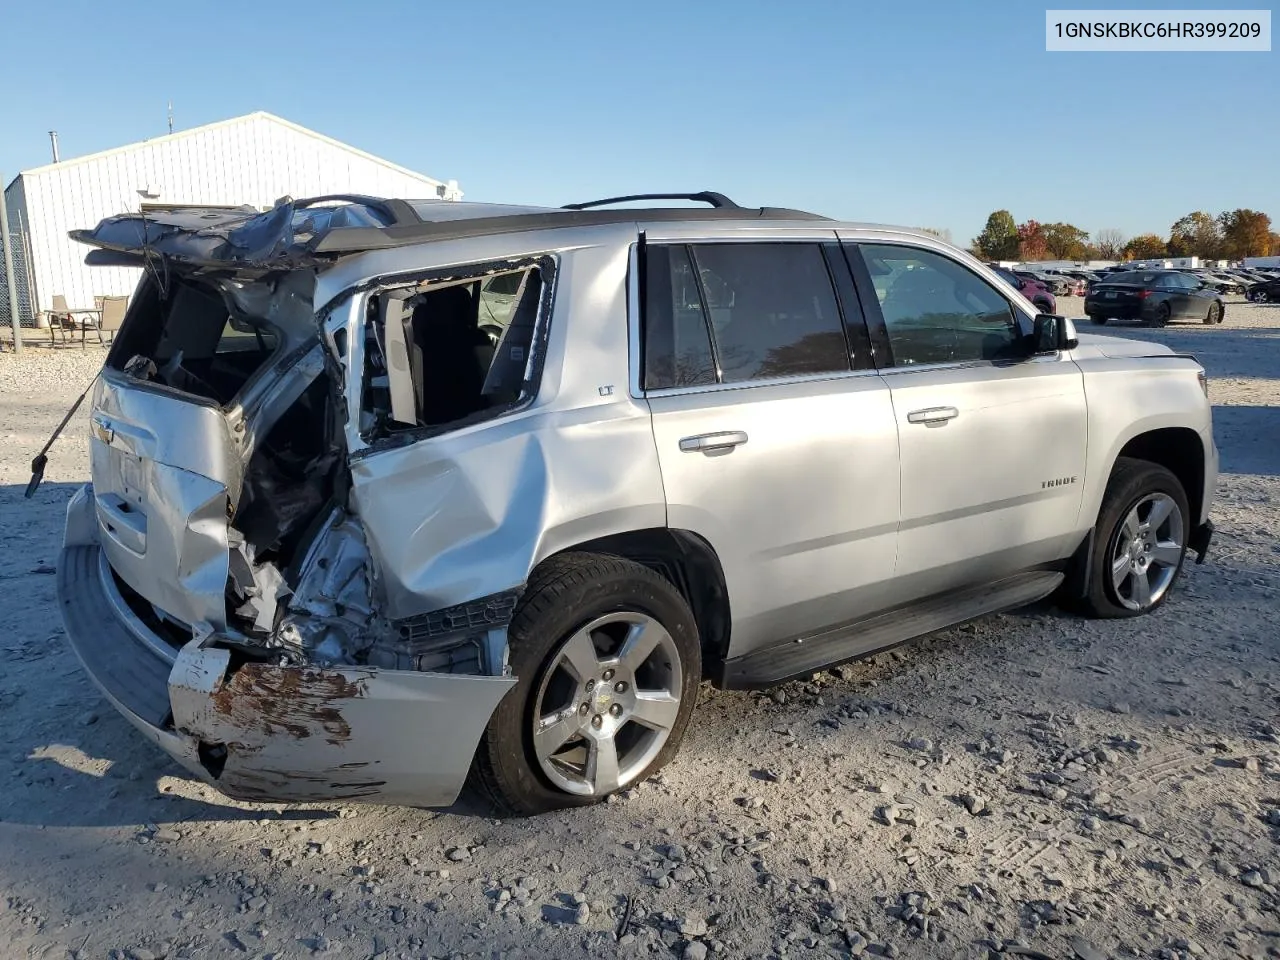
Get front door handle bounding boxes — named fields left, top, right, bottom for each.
left=679, top=430, right=748, bottom=453
left=906, top=406, right=959, bottom=425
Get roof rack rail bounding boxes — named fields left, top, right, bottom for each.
left=562, top=191, right=741, bottom=211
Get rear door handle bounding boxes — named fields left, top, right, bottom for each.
left=906, top=406, right=959, bottom=425
left=679, top=430, right=748, bottom=453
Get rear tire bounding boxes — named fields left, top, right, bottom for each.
left=1080, top=458, right=1190, bottom=619
left=1145, top=302, right=1171, bottom=328
left=1089, top=315, right=1108, bottom=325
left=470, top=553, right=701, bottom=816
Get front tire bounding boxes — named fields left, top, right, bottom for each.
left=471, top=553, right=701, bottom=815
left=1080, top=458, right=1190, bottom=619
left=1204, top=302, right=1221, bottom=325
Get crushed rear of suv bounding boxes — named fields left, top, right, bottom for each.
left=56, top=193, right=1216, bottom=814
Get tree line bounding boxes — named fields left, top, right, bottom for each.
left=970, top=209, right=1277, bottom=262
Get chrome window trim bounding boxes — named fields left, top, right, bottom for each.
left=643, top=366, right=883, bottom=400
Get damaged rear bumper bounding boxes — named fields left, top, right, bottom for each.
left=57, top=536, right=516, bottom=807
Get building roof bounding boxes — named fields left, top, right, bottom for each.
left=9, top=111, right=453, bottom=193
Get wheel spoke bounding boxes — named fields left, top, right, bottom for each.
left=616, top=619, right=669, bottom=673
left=586, top=735, right=620, bottom=794
left=533, top=711, right=580, bottom=762
left=1151, top=542, right=1183, bottom=567
left=1146, top=496, right=1175, bottom=532
left=1121, top=509, right=1141, bottom=541
left=631, top=691, right=680, bottom=732
left=557, top=627, right=601, bottom=684
left=1131, top=570, right=1153, bottom=608
left=1111, top=553, right=1132, bottom=590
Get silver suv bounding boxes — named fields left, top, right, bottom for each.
left=57, top=193, right=1216, bottom=814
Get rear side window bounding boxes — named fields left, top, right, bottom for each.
left=643, top=242, right=850, bottom=389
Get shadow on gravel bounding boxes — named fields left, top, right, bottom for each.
left=1214, top=405, right=1280, bottom=477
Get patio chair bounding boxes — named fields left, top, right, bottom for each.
left=49, top=295, right=76, bottom=345
left=96, top=296, right=128, bottom=345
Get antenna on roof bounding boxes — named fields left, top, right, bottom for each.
left=167, top=101, right=174, bottom=135
left=48, top=131, right=60, bottom=163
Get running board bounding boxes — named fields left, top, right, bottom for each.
left=719, top=570, right=1064, bottom=689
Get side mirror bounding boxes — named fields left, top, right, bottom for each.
left=1030, top=314, right=1078, bottom=354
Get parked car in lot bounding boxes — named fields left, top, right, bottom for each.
left=992, top=266, right=1057, bottom=314
left=55, top=193, right=1217, bottom=814
left=1192, top=272, right=1245, bottom=295
left=1018, top=270, right=1071, bottom=297
left=1247, top=277, right=1280, bottom=302
left=1086, top=270, right=1226, bottom=326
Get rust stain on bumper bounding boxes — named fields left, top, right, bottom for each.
left=209, top=663, right=365, bottom=746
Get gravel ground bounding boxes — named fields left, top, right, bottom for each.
left=1, top=299, right=1278, bottom=960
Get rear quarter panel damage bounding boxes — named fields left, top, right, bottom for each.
left=168, top=641, right=516, bottom=805
left=336, top=229, right=667, bottom=623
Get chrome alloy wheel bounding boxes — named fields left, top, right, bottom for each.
left=531, top=612, right=682, bottom=796
left=1108, top=493, right=1185, bottom=611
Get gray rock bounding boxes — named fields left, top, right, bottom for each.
left=445, top=846, right=470, bottom=862
left=679, top=914, right=709, bottom=937
left=151, top=828, right=181, bottom=843
left=1071, top=936, right=1108, bottom=960
left=1241, top=870, right=1265, bottom=888
left=574, top=902, right=591, bottom=925
left=683, top=942, right=709, bottom=960
left=907, top=737, right=934, bottom=752
left=961, top=794, right=986, bottom=815
left=1242, top=757, right=1260, bottom=773
left=79, top=711, right=99, bottom=727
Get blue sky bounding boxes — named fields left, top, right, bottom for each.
left=2, top=0, right=1275, bottom=245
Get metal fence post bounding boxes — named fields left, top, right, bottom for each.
left=0, top=173, right=23, bottom=353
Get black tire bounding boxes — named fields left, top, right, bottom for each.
left=1079, top=458, right=1190, bottom=619
left=1089, top=314, right=1107, bottom=325
left=1204, top=302, right=1221, bottom=325
left=1145, top=302, right=1171, bottom=327
left=1034, top=299, right=1053, bottom=315
left=470, top=552, right=701, bottom=815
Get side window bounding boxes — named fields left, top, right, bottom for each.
left=687, top=243, right=849, bottom=383
left=858, top=244, right=1020, bottom=367
left=643, top=245, right=717, bottom=389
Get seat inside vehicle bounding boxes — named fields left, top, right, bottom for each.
left=370, top=267, right=543, bottom=435
left=408, top=284, right=493, bottom=425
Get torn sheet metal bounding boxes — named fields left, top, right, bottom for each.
left=274, top=510, right=378, bottom=664
left=167, top=640, right=516, bottom=805
left=71, top=196, right=399, bottom=272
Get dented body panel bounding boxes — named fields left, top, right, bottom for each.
left=59, top=532, right=515, bottom=806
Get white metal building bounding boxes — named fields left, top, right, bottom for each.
left=1, top=111, right=461, bottom=326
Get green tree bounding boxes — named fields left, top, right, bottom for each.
left=1168, top=212, right=1221, bottom=259
left=1017, top=220, right=1049, bottom=261
left=1041, top=222, right=1092, bottom=260
left=1218, top=209, right=1273, bottom=258
left=973, top=210, right=1019, bottom=261
left=1123, top=234, right=1167, bottom=260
